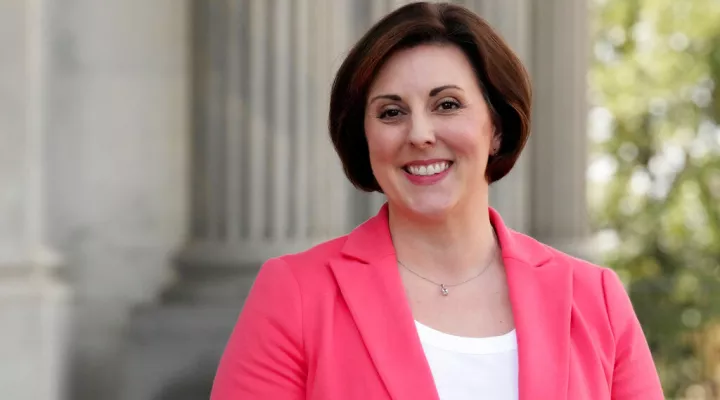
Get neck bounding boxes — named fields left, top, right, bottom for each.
left=389, top=198, right=498, bottom=281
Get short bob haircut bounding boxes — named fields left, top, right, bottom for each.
left=329, top=2, right=532, bottom=192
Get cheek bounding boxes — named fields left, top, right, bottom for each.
left=365, top=122, right=403, bottom=163
left=439, top=119, right=490, bottom=157
left=451, top=131, right=483, bottom=154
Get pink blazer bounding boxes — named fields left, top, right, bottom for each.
left=210, top=206, right=664, bottom=399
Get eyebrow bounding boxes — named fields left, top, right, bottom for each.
left=429, top=84, right=461, bottom=97
left=368, top=85, right=462, bottom=105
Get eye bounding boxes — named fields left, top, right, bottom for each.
left=436, top=99, right=462, bottom=112
left=378, top=107, right=404, bottom=119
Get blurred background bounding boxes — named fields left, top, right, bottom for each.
left=1, top=0, right=718, bottom=399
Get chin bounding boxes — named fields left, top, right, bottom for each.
left=401, top=195, right=458, bottom=221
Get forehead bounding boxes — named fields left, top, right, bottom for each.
left=368, top=44, right=478, bottom=95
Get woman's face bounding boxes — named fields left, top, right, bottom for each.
left=364, top=44, right=498, bottom=219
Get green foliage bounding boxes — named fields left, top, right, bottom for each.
left=590, top=0, right=720, bottom=397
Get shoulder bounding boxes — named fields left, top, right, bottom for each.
left=518, top=231, right=615, bottom=288
left=521, top=233, right=635, bottom=328
left=253, top=235, right=350, bottom=293
left=545, top=242, right=627, bottom=302
left=544, top=242, right=611, bottom=286
left=276, top=235, right=348, bottom=272
left=516, top=234, right=662, bottom=396
left=512, top=230, right=628, bottom=309
left=517, top=233, right=641, bottom=344
left=243, top=235, right=350, bottom=321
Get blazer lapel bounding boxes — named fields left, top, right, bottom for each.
left=491, top=209, right=572, bottom=400
left=329, top=205, right=439, bottom=400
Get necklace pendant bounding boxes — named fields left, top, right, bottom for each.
left=440, top=284, right=449, bottom=296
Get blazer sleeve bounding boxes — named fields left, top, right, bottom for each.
left=602, top=268, right=664, bottom=399
left=210, top=257, right=306, bottom=400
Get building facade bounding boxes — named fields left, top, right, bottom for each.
left=0, top=1, right=589, bottom=399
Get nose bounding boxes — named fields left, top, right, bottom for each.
left=407, top=113, right=436, bottom=149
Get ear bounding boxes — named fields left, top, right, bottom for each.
left=490, top=129, right=501, bottom=156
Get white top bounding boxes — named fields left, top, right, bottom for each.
left=415, top=321, right=519, bottom=400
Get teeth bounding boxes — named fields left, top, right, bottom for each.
left=407, top=162, right=450, bottom=176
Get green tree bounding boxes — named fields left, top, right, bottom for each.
left=589, top=0, right=720, bottom=397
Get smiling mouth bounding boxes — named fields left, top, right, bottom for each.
left=403, top=161, right=453, bottom=176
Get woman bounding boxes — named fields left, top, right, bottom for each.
left=210, top=2, right=664, bottom=399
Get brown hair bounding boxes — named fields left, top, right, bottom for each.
left=328, top=2, right=532, bottom=192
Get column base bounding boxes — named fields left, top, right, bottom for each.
left=120, top=253, right=263, bottom=399
left=120, top=303, right=241, bottom=400
left=0, top=273, right=71, bottom=400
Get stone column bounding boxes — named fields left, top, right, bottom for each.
left=180, top=0, right=355, bottom=271
left=0, top=1, right=71, bottom=399
left=528, top=0, right=590, bottom=257
left=42, top=1, right=190, bottom=399
left=122, top=2, right=357, bottom=398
